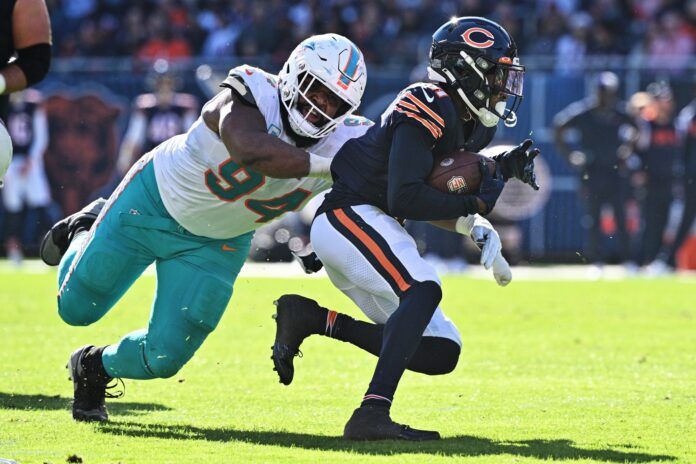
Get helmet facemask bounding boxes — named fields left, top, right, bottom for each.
left=283, top=70, right=356, bottom=139
left=429, top=49, right=524, bottom=128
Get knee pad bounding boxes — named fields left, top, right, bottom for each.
left=57, top=287, right=105, bottom=326
left=414, top=337, right=461, bottom=375
left=405, top=280, right=443, bottom=306
left=436, top=339, right=461, bottom=375
left=181, top=277, right=233, bottom=332
left=143, top=337, right=195, bottom=379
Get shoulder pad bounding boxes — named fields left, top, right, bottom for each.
left=220, top=65, right=276, bottom=108
left=135, top=94, right=158, bottom=110
left=392, top=83, right=453, bottom=141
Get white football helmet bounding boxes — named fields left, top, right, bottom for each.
left=0, top=119, right=12, bottom=188
left=279, top=34, right=367, bottom=138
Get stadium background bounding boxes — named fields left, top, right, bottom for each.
left=2, top=0, right=696, bottom=266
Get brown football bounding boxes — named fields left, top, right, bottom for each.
left=426, top=150, right=496, bottom=195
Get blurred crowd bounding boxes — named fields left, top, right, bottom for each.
left=2, top=0, right=695, bottom=272
left=47, top=0, right=696, bottom=70
left=553, top=73, right=696, bottom=275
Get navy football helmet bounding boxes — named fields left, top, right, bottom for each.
left=428, top=17, right=524, bottom=128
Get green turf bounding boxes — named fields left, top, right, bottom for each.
left=0, top=266, right=694, bottom=463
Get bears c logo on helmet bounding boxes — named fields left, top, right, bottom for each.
left=461, top=27, right=495, bottom=49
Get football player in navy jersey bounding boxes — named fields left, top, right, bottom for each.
left=92, top=70, right=199, bottom=199
left=272, top=17, right=539, bottom=440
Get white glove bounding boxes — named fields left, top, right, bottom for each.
left=456, top=214, right=501, bottom=270
left=491, top=252, right=512, bottom=286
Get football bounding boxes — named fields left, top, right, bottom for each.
left=426, top=150, right=496, bottom=195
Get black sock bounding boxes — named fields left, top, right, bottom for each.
left=326, top=312, right=381, bottom=351
left=326, top=307, right=460, bottom=375
left=83, top=345, right=112, bottom=383
left=363, top=280, right=442, bottom=406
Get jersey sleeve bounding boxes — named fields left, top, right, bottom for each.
left=221, top=65, right=279, bottom=109
left=220, top=70, right=257, bottom=107
left=386, top=84, right=453, bottom=148
left=332, top=115, right=374, bottom=145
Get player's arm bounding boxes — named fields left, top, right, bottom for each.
left=116, top=109, right=146, bottom=175
left=0, top=0, right=52, bottom=95
left=215, top=91, right=325, bottom=179
left=387, top=123, right=498, bottom=220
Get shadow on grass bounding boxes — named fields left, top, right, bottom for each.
left=97, top=421, right=675, bottom=462
left=0, top=392, right=171, bottom=416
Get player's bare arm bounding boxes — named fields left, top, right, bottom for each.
left=213, top=91, right=313, bottom=179
left=0, top=0, right=51, bottom=94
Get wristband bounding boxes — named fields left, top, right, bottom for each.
left=308, top=153, right=332, bottom=179
left=455, top=215, right=479, bottom=236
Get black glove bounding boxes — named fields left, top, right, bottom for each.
left=292, top=250, right=324, bottom=274
left=493, top=139, right=540, bottom=190
left=476, top=159, right=505, bottom=215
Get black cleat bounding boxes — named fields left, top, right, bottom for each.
left=40, top=197, right=107, bottom=266
left=68, top=345, right=123, bottom=422
left=271, top=294, right=325, bottom=385
left=343, top=405, right=441, bottom=441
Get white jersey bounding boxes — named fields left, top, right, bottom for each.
left=152, top=65, right=372, bottom=239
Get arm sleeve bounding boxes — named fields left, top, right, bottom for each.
left=387, top=122, right=480, bottom=221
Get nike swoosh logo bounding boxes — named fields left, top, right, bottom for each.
left=423, top=92, right=434, bottom=103
left=222, top=244, right=238, bottom=252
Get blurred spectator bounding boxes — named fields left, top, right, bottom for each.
left=529, top=5, right=566, bottom=55
left=553, top=72, right=639, bottom=265
left=555, top=12, right=591, bottom=75
left=643, top=11, right=694, bottom=73
left=137, top=13, right=193, bottom=61
left=41, top=0, right=695, bottom=67
left=649, top=81, right=696, bottom=272
left=635, top=81, right=681, bottom=266
left=2, top=90, right=51, bottom=265
left=93, top=66, right=198, bottom=199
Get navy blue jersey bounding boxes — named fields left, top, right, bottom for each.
left=320, top=82, right=496, bottom=218
left=7, top=94, right=40, bottom=157
left=136, top=93, right=198, bottom=152
left=640, top=119, right=680, bottom=182
left=677, top=100, right=696, bottom=177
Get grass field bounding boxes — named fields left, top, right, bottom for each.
left=0, top=265, right=694, bottom=463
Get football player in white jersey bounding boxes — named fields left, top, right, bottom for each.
left=39, top=34, right=371, bottom=422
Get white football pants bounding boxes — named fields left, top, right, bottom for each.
left=311, top=204, right=461, bottom=344
left=2, top=156, right=51, bottom=212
